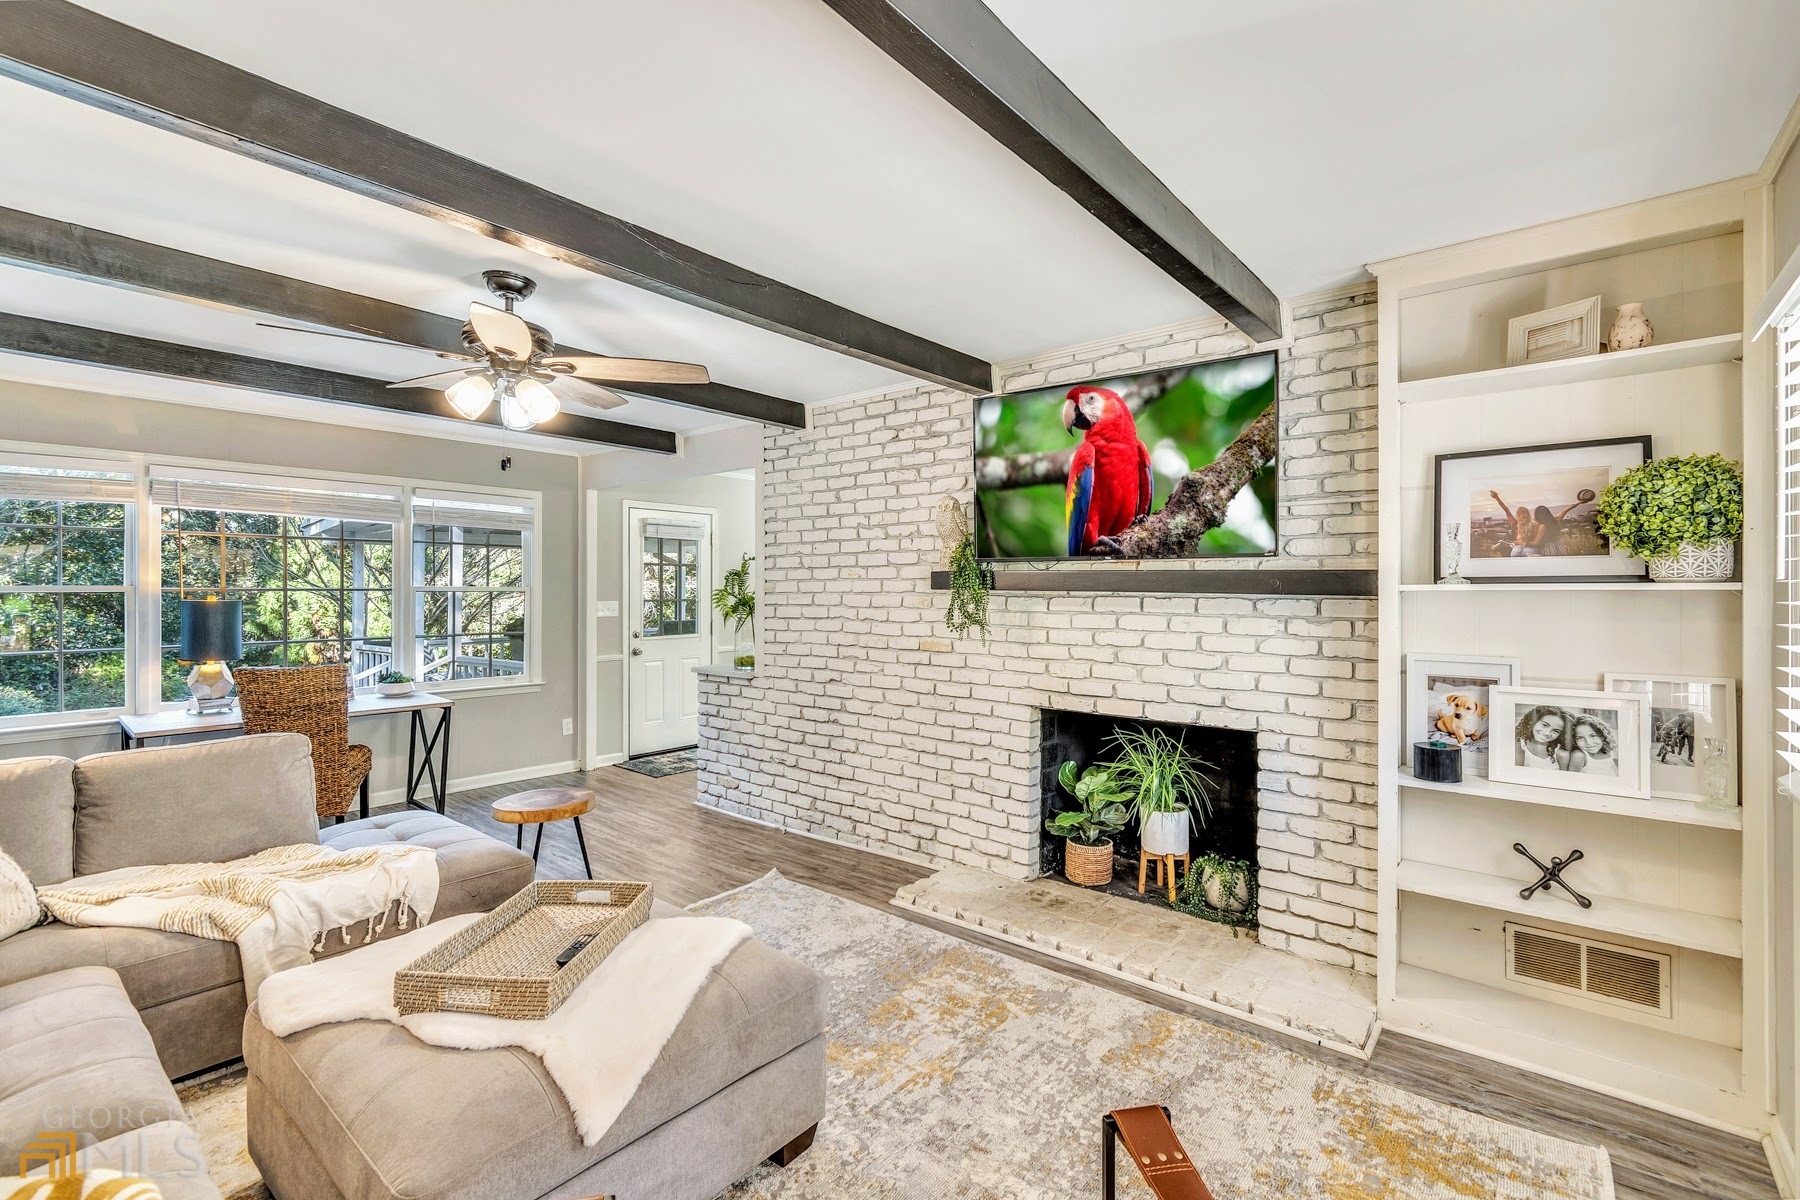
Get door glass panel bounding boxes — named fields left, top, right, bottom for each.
left=638, top=524, right=702, bottom=637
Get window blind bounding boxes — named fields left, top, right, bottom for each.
left=149, top=473, right=402, bottom=524
left=1777, top=312, right=1800, bottom=774
left=412, top=491, right=535, bottom=532
left=0, top=455, right=135, bottom=503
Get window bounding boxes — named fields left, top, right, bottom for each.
left=640, top=532, right=700, bottom=637
left=412, top=493, right=533, bottom=684
left=1779, top=312, right=1800, bottom=773
left=0, top=461, right=135, bottom=718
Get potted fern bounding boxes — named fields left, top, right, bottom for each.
left=1105, top=726, right=1215, bottom=858
left=1596, top=453, right=1743, bottom=582
left=1046, top=762, right=1129, bottom=887
left=711, top=553, right=756, bottom=670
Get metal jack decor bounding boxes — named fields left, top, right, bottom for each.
left=1512, top=842, right=1591, bottom=908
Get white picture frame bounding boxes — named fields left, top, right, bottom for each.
left=1506, top=296, right=1602, bottom=366
left=1404, top=653, right=1522, bottom=779
left=1603, top=674, right=1737, bottom=805
left=1488, top=685, right=1652, bottom=798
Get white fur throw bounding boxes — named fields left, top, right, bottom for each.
left=0, top=847, right=41, bottom=942
left=257, top=912, right=752, bottom=1145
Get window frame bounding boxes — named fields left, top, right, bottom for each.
left=408, top=501, right=539, bottom=691
left=0, top=440, right=544, bottom=733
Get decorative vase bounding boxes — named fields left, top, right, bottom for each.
left=1412, top=741, right=1463, bottom=783
left=376, top=681, right=415, bottom=697
left=1440, top=522, right=1470, bottom=585
left=1063, top=839, right=1115, bottom=887
left=1139, top=810, right=1191, bottom=857
left=1647, top=540, right=1734, bottom=583
left=1201, top=865, right=1251, bottom=914
left=1607, top=303, right=1654, bottom=352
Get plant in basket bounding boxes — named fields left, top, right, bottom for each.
left=1046, top=761, right=1129, bottom=887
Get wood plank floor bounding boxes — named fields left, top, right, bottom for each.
left=422, top=766, right=1780, bottom=1200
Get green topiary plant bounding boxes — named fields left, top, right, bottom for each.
left=944, top=533, right=991, bottom=640
left=1045, top=761, right=1130, bottom=846
left=1596, top=453, right=1744, bottom=560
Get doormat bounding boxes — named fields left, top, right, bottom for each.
left=619, top=747, right=699, bottom=777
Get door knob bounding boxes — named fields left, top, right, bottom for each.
left=631, top=647, right=642, bottom=656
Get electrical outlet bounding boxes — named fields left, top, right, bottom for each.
left=561, top=718, right=574, bottom=736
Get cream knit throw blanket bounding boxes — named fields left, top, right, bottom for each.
left=39, top=843, right=439, bottom=997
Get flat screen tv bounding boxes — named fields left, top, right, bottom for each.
left=972, top=350, right=1278, bottom=561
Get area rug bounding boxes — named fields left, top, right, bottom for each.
left=177, top=873, right=1613, bottom=1200
left=617, top=746, right=699, bottom=777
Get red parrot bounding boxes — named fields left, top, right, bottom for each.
left=1063, top=385, right=1153, bottom=556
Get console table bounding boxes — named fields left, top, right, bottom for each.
left=117, top=692, right=455, bottom=818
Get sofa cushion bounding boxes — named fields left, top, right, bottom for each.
left=322, top=811, right=535, bottom=919
left=0, top=756, right=75, bottom=886
left=0, top=922, right=242, bottom=1011
left=242, top=935, right=826, bottom=1200
left=73, top=734, right=319, bottom=877
left=70, top=1122, right=222, bottom=1200
left=0, top=966, right=184, bottom=1159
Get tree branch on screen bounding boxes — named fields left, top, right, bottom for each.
left=972, top=368, right=1184, bottom=491
left=1110, top=407, right=1277, bottom=558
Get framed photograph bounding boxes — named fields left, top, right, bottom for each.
left=1488, top=686, right=1652, bottom=798
left=1506, top=296, right=1602, bottom=365
left=1434, top=436, right=1651, bottom=583
left=1405, top=653, right=1521, bottom=779
left=1603, top=674, right=1737, bottom=804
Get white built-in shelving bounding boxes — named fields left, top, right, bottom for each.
left=1371, top=179, right=1768, bottom=1130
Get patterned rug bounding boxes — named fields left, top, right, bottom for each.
left=617, top=746, right=699, bottom=777
left=179, top=874, right=1613, bottom=1200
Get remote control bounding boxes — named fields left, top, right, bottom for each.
left=555, top=933, right=597, bottom=968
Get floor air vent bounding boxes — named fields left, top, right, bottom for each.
left=1503, top=922, right=1671, bottom=1017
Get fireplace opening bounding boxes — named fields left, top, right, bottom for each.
left=1039, top=709, right=1258, bottom=924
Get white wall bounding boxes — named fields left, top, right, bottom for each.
left=0, top=381, right=586, bottom=797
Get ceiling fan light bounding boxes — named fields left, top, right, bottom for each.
left=515, top=376, right=560, bottom=424
left=445, top=373, right=494, bottom=420
left=497, top=380, right=535, bottom=431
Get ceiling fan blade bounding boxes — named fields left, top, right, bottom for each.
left=550, top=377, right=630, bottom=411
left=256, top=321, right=476, bottom=357
left=546, top=355, right=710, bottom=385
left=468, top=302, right=535, bottom=359
left=386, top=368, right=479, bottom=390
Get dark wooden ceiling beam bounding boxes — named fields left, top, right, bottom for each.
left=821, top=0, right=1283, bottom=343
left=0, top=312, right=679, bottom=454
left=0, top=0, right=992, bottom=394
left=0, top=205, right=810, bottom=429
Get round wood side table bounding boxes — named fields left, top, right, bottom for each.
left=491, top=786, right=594, bottom=880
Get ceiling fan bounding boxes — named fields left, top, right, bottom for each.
left=259, top=270, right=709, bottom=431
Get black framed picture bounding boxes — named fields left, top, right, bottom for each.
left=1433, top=436, right=1651, bottom=584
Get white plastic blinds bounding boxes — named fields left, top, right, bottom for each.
left=0, top=454, right=135, bottom=503
left=1778, top=313, right=1800, bottom=773
left=148, top=471, right=402, bottom=523
left=411, top=491, right=535, bottom=532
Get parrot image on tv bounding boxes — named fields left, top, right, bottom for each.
left=1063, top=385, right=1153, bottom=556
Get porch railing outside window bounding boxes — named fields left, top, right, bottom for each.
left=411, top=493, right=533, bottom=684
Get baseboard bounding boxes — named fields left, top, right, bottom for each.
left=366, top=759, right=580, bottom=809
left=1768, top=1126, right=1797, bottom=1199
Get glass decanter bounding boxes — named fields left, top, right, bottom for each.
left=1441, top=522, right=1470, bottom=585
left=1697, top=737, right=1735, bottom=812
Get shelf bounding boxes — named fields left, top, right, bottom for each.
left=927, top=568, right=1375, bottom=596
left=1397, top=334, right=1742, bottom=403
left=1395, top=859, right=1742, bottom=957
left=1388, top=966, right=1745, bottom=1125
left=1398, top=769, right=1743, bottom=830
left=1399, top=581, right=1740, bottom=593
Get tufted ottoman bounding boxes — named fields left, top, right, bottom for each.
left=243, top=901, right=827, bottom=1200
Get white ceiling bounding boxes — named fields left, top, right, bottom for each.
left=0, top=0, right=1794, bottom=454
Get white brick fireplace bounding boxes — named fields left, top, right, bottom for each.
left=699, top=287, right=1379, bottom=974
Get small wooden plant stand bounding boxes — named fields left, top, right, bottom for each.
left=1137, top=850, right=1189, bottom=905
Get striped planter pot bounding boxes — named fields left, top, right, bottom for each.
left=1647, top=541, right=1734, bottom=583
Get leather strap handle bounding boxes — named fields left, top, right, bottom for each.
left=1104, top=1106, right=1215, bottom=1200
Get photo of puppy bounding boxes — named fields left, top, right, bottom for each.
left=1432, top=693, right=1488, bottom=745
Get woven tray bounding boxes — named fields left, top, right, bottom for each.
left=394, top=880, right=652, bottom=1020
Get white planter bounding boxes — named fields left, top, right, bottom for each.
left=1647, top=540, right=1734, bottom=583
left=1202, top=866, right=1252, bottom=914
left=376, top=682, right=415, bottom=698
left=1139, top=810, right=1191, bottom=857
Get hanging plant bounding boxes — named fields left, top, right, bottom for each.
left=944, top=532, right=992, bottom=639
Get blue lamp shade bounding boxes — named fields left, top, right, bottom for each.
left=178, top=598, right=243, bottom=663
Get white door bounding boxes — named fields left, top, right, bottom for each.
left=626, top=508, right=712, bottom=756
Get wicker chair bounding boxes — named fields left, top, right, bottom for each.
left=235, top=664, right=372, bottom=823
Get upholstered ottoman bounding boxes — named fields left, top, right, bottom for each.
left=243, top=903, right=827, bottom=1200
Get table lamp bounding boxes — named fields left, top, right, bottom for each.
left=179, top=596, right=243, bottom=714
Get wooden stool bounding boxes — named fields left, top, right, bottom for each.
left=491, top=787, right=594, bottom=880
left=1137, top=850, right=1190, bottom=905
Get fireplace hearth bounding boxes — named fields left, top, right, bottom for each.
left=1039, top=709, right=1258, bottom=918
